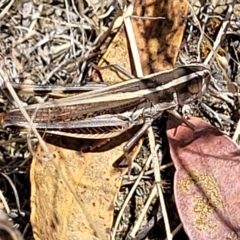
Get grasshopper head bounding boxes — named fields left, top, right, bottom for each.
left=176, top=69, right=210, bottom=105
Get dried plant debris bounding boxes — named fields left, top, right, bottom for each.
left=0, top=0, right=120, bottom=89
left=0, top=0, right=121, bottom=239
left=179, top=0, right=240, bottom=136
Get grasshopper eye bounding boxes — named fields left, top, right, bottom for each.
left=187, top=77, right=202, bottom=95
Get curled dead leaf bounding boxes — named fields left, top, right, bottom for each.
left=95, top=0, right=188, bottom=83
left=167, top=116, right=240, bottom=240
left=30, top=133, right=142, bottom=240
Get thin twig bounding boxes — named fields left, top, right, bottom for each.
left=148, top=126, right=172, bottom=240
left=233, top=119, right=240, bottom=143
left=0, top=0, right=15, bottom=19
left=0, top=210, right=23, bottom=240
left=204, top=0, right=237, bottom=65
left=1, top=173, right=25, bottom=216
left=0, top=190, right=10, bottom=214
left=129, top=185, right=158, bottom=238
left=111, top=145, right=159, bottom=240
left=123, top=3, right=143, bottom=77
left=164, top=223, right=183, bottom=240
left=0, top=67, right=53, bottom=162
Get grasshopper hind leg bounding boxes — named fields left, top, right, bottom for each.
left=167, top=109, right=214, bottom=133
left=123, top=119, right=154, bottom=177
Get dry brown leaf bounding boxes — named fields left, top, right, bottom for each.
left=30, top=1, right=188, bottom=238
left=167, top=116, right=240, bottom=240
left=95, top=0, right=188, bottom=83
left=30, top=134, right=142, bottom=240
left=95, top=27, right=132, bottom=84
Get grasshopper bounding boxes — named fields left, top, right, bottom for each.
left=1, top=63, right=210, bottom=153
